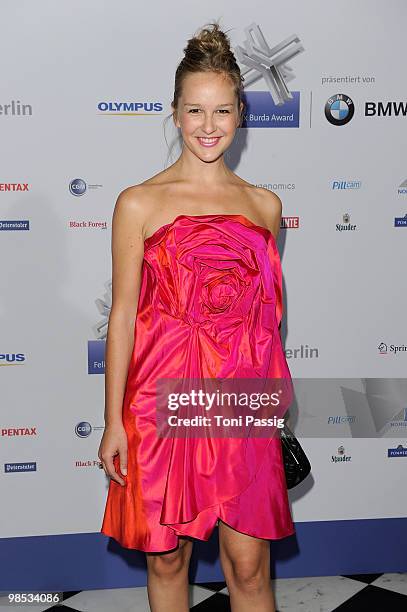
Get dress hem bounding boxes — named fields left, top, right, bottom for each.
left=100, top=519, right=296, bottom=553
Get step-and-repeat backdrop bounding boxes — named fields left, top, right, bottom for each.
left=1, top=0, right=406, bottom=581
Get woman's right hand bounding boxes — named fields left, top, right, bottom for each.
left=98, top=423, right=128, bottom=486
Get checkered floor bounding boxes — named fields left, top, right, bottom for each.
left=4, top=572, right=406, bottom=611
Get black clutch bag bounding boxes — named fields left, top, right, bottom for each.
left=280, top=422, right=311, bottom=489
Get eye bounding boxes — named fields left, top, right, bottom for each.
left=188, top=108, right=201, bottom=113
left=217, top=109, right=230, bottom=114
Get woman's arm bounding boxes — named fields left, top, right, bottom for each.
left=99, top=187, right=145, bottom=484
left=104, top=188, right=145, bottom=426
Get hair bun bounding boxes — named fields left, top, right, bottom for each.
left=171, top=20, right=245, bottom=124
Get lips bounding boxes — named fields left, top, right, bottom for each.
left=197, top=137, right=221, bottom=148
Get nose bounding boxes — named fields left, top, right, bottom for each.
left=201, top=113, right=217, bottom=134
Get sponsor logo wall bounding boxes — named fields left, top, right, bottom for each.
left=1, top=3, right=405, bottom=547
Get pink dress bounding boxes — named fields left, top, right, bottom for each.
left=100, top=214, right=295, bottom=552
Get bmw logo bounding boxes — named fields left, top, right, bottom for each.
left=325, top=94, right=354, bottom=126
left=69, top=178, right=87, bottom=196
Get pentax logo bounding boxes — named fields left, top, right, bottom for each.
left=0, top=183, right=29, bottom=191
left=1, top=427, right=37, bottom=437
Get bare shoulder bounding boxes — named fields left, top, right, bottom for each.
left=250, top=185, right=283, bottom=239
left=112, top=183, right=159, bottom=240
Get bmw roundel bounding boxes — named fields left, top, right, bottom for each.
left=325, top=94, right=355, bottom=126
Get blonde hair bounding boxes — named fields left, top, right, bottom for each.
left=171, top=21, right=245, bottom=126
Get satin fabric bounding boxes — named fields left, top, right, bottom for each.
left=100, top=214, right=295, bottom=552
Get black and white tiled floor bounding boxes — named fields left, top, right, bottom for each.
left=2, top=573, right=406, bottom=611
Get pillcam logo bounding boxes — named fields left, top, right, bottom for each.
left=332, top=180, right=361, bottom=190
left=327, top=415, right=356, bottom=425
left=325, top=94, right=354, bottom=126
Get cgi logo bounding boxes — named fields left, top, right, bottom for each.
left=325, top=94, right=355, bottom=126
left=75, top=422, right=92, bottom=438
left=69, top=178, right=87, bottom=196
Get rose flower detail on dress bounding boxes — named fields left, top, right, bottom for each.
left=147, top=214, right=277, bottom=346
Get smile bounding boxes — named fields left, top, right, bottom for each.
left=197, top=137, right=221, bottom=148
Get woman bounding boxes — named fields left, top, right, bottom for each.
left=99, top=21, right=295, bottom=612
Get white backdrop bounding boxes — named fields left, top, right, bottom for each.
left=1, top=0, right=406, bottom=540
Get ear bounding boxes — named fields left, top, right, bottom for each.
left=171, top=105, right=180, bottom=128
left=238, top=100, right=244, bottom=127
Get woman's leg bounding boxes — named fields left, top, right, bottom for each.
left=218, top=520, right=275, bottom=612
left=146, top=537, right=193, bottom=612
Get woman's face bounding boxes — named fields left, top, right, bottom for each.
left=172, top=71, right=243, bottom=162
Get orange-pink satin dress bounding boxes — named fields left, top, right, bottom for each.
left=100, top=214, right=295, bottom=552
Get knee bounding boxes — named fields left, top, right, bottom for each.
left=229, top=562, right=269, bottom=595
left=147, top=548, right=188, bottom=580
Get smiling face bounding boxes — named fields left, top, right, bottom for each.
left=172, top=71, right=244, bottom=162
